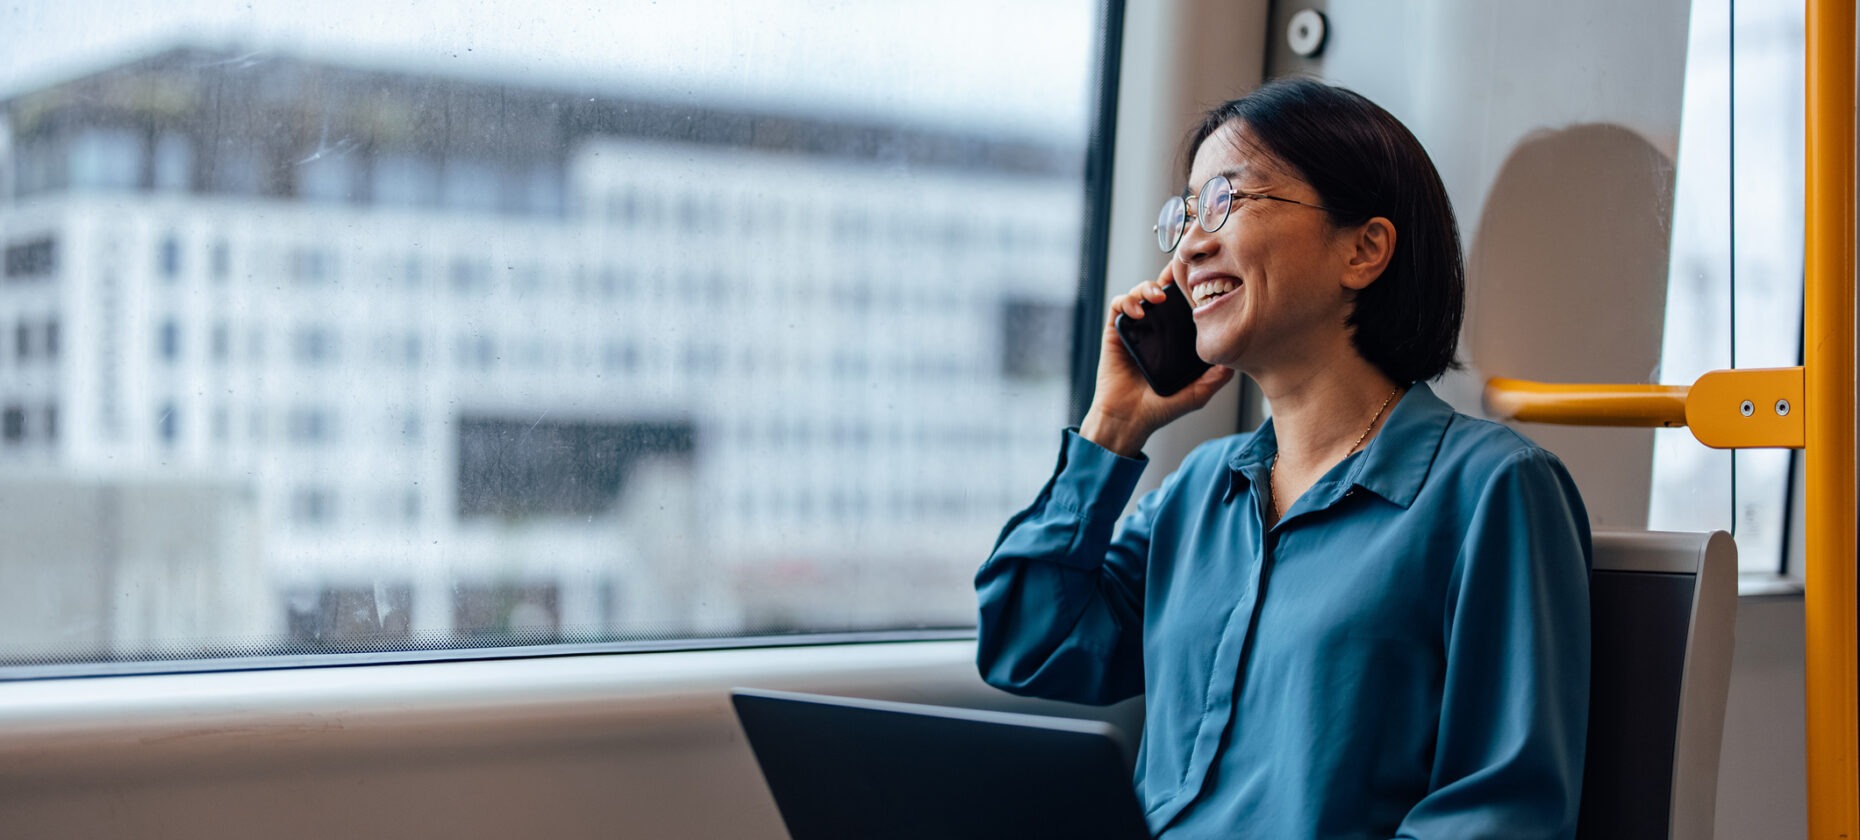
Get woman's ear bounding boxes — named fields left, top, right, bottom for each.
left=1340, top=217, right=1396, bottom=291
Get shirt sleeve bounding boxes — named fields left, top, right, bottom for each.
left=1395, top=447, right=1593, bottom=840
left=973, top=428, right=1155, bottom=706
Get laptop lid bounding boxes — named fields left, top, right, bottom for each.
left=731, top=688, right=1151, bottom=840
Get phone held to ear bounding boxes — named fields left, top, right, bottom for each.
left=1113, top=281, right=1212, bottom=397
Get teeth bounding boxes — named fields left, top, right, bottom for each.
left=1192, top=278, right=1237, bottom=307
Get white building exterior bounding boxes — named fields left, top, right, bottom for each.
left=0, top=48, right=1084, bottom=661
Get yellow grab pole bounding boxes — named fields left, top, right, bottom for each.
left=1482, top=378, right=1689, bottom=427
left=1805, top=0, right=1858, bottom=833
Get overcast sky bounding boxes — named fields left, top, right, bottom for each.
left=0, top=0, right=1099, bottom=134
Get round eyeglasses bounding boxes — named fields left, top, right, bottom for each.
left=1154, top=174, right=1337, bottom=252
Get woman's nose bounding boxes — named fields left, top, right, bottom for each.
left=1176, top=217, right=1219, bottom=263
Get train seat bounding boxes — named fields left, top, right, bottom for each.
left=1577, top=529, right=1737, bottom=839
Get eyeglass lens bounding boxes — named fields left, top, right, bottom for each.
left=1157, top=175, right=1235, bottom=252
left=1197, top=175, right=1233, bottom=234
left=1156, top=195, right=1187, bottom=252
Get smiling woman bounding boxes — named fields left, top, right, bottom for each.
left=978, top=77, right=1594, bottom=839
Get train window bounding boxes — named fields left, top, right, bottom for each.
left=0, top=0, right=1116, bottom=673
left=1649, top=0, right=1804, bottom=577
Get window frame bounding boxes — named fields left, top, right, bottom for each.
left=0, top=0, right=1129, bottom=682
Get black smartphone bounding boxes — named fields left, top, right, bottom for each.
left=1113, top=281, right=1212, bottom=397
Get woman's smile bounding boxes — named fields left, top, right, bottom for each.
left=1188, top=273, right=1242, bottom=311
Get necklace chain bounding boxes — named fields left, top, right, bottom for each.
left=1269, top=385, right=1402, bottom=523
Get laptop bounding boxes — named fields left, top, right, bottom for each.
left=731, top=688, right=1152, bottom=840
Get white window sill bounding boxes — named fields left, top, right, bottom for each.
left=1738, top=573, right=1805, bottom=597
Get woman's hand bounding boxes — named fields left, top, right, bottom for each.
left=1080, top=266, right=1235, bottom=457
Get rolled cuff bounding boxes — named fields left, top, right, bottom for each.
left=1050, top=427, right=1149, bottom=524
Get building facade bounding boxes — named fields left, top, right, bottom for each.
left=0, top=48, right=1086, bottom=661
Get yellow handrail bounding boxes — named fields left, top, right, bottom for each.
left=1803, top=0, right=1857, bottom=833
left=1483, top=378, right=1689, bottom=427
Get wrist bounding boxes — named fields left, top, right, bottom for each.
left=1080, top=408, right=1150, bottom=458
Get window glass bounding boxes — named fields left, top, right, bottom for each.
left=1648, top=0, right=1804, bottom=575
left=69, top=128, right=140, bottom=190
left=0, top=0, right=1107, bottom=669
left=298, top=154, right=358, bottom=202
left=153, top=132, right=192, bottom=192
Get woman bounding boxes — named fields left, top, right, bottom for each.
left=975, top=78, right=1591, bottom=839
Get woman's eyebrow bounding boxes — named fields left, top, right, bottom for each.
left=1223, top=166, right=1276, bottom=187
left=1184, top=167, right=1254, bottom=193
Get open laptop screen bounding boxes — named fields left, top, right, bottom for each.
left=731, top=688, right=1151, bottom=840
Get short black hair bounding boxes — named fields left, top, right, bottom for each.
left=1183, top=77, right=1464, bottom=384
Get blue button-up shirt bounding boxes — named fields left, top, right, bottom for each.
left=976, top=384, right=1591, bottom=839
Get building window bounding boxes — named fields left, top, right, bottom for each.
left=287, top=407, right=334, bottom=444
left=442, top=158, right=502, bottom=213
left=299, top=154, right=359, bottom=202
left=210, top=145, right=265, bottom=196
left=522, top=163, right=563, bottom=217
left=43, top=405, right=58, bottom=443
left=290, top=247, right=334, bottom=285
left=453, top=582, right=561, bottom=637
left=210, top=239, right=231, bottom=281
left=454, top=334, right=495, bottom=369
left=449, top=258, right=489, bottom=295
left=69, top=128, right=142, bottom=190
left=154, top=132, right=193, bottom=192
left=286, top=585, right=412, bottom=644
left=13, top=322, right=28, bottom=360
left=403, top=254, right=424, bottom=289
left=290, top=486, right=335, bottom=526
left=44, top=318, right=59, bottom=360
left=1001, top=298, right=1072, bottom=381
left=374, top=153, right=439, bottom=207
left=158, top=235, right=181, bottom=280
left=293, top=327, right=335, bottom=366
left=158, top=319, right=181, bottom=362
left=3, top=237, right=56, bottom=281
left=157, top=403, right=178, bottom=444
left=1, top=406, right=24, bottom=444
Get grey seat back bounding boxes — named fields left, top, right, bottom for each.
left=1576, top=530, right=1736, bottom=840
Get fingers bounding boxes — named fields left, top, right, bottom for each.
left=1108, top=277, right=1173, bottom=323
left=1197, top=364, right=1236, bottom=389
left=1174, top=364, right=1236, bottom=405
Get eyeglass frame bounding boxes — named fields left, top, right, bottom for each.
left=1154, top=173, right=1339, bottom=253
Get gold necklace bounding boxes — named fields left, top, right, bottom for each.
left=1269, top=385, right=1402, bottom=523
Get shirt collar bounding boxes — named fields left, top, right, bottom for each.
left=1227, top=381, right=1454, bottom=509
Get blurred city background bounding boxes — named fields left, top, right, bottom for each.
left=0, top=2, right=1101, bottom=663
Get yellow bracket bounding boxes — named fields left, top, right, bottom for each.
left=1684, top=366, right=1806, bottom=449
left=1483, top=365, right=1806, bottom=449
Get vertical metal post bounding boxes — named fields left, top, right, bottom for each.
left=1804, top=0, right=1858, bottom=834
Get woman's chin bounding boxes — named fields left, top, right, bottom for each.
left=1194, top=332, right=1243, bottom=369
